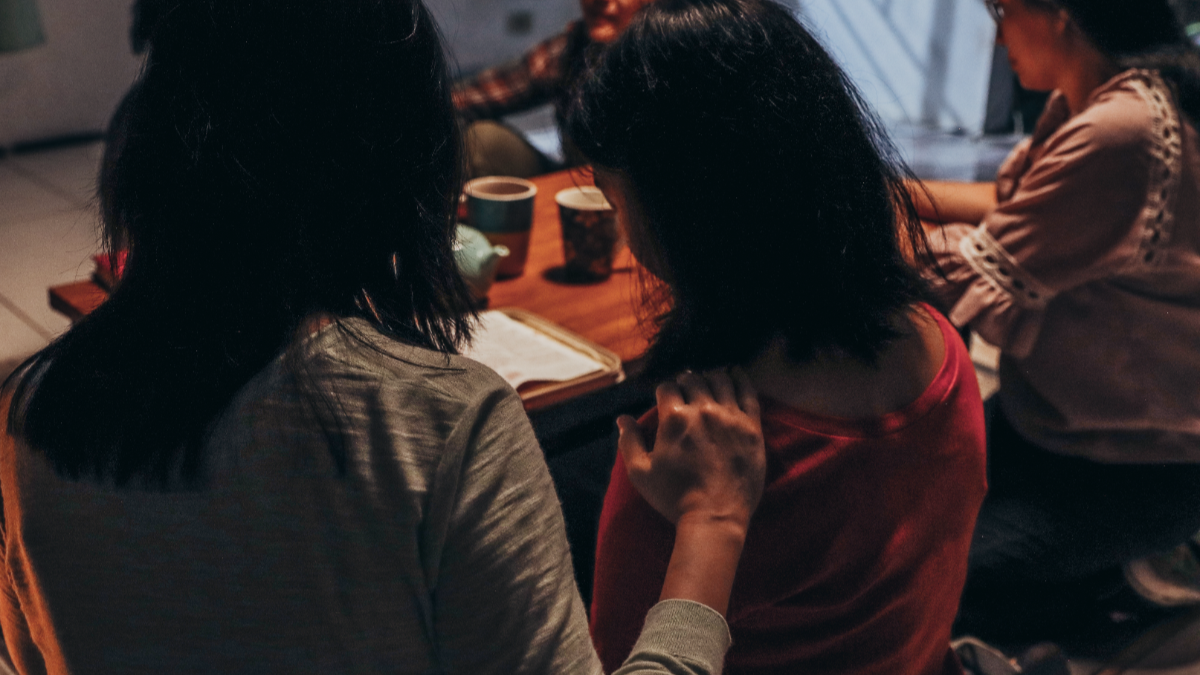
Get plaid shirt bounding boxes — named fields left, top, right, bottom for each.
left=453, top=22, right=584, bottom=123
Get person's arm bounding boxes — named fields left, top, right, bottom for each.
left=431, top=368, right=762, bottom=675
left=919, top=97, right=1164, bottom=357
left=452, top=26, right=573, bottom=123
left=608, top=368, right=765, bottom=675
left=909, top=179, right=998, bottom=225
left=615, top=369, right=763, bottom=617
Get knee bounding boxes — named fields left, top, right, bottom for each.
left=463, top=120, right=545, bottom=179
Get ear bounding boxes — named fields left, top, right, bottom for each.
left=1052, top=8, right=1073, bottom=37
left=1056, top=8, right=1095, bottom=50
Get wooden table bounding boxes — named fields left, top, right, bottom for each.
left=49, top=169, right=652, bottom=366
left=49, top=170, right=656, bottom=431
left=487, top=170, right=649, bottom=364
left=48, top=280, right=107, bottom=323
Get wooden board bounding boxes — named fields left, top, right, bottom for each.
left=48, top=280, right=107, bottom=323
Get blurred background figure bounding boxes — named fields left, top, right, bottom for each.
left=452, top=0, right=652, bottom=178
left=916, top=0, right=1200, bottom=646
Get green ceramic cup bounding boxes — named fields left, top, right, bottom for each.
left=465, top=176, right=537, bottom=278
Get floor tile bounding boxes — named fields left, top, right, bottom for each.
left=6, top=142, right=105, bottom=209
left=0, top=300, right=50, bottom=383
left=0, top=208, right=101, bottom=336
left=0, top=164, right=77, bottom=228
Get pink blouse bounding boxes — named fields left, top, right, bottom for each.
left=930, top=69, right=1200, bottom=464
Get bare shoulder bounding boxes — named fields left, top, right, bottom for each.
left=746, top=305, right=945, bottom=419
left=870, top=305, right=945, bottom=411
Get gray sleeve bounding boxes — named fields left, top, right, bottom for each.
left=430, top=383, right=732, bottom=675
left=429, top=386, right=600, bottom=674
left=614, top=601, right=732, bottom=675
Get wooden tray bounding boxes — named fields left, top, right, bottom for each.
left=49, top=280, right=107, bottom=322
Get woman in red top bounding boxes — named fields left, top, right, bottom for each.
left=565, top=0, right=988, bottom=672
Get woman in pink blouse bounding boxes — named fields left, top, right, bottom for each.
left=918, top=0, right=1200, bottom=641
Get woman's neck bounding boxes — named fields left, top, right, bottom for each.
left=1059, top=46, right=1121, bottom=116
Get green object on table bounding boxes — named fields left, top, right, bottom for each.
left=0, top=0, right=45, bottom=53
left=453, top=224, right=509, bottom=304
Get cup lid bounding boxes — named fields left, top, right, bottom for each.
left=464, top=176, right=538, bottom=201
left=555, top=186, right=612, bottom=210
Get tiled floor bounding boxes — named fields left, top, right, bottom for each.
left=0, top=141, right=104, bottom=381
left=2, top=135, right=1200, bottom=673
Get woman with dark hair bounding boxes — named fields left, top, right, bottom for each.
left=916, top=0, right=1200, bottom=638
left=0, top=0, right=767, bottom=671
left=568, top=0, right=988, bottom=672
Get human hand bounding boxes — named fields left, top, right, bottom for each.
left=617, top=367, right=765, bottom=535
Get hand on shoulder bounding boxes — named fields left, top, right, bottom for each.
left=617, top=367, right=765, bottom=534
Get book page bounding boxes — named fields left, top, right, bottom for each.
left=463, top=311, right=604, bottom=389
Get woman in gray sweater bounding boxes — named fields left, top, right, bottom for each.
left=0, top=0, right=764, bottom=672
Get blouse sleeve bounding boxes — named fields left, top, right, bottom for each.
left=928, top=75, right=1181, bottom=358
left=451, top=25, right=572, bottom=123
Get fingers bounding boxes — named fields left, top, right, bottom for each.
left=617, top=414, right=652, bottom=475
left=631, top=367, right=768, bottom=528
left=668, top=368, right=752, bottom=411
left=730, top=367, right=760, bottom=419
left=657, top=367, right=760, bottom=444
left=655, top=381, right=689, bottom=439
left=703, top=369, right=737, bottom=406
left=656, top=380, right=684, bottom=410
left=675, top=370, right=713, bottom=405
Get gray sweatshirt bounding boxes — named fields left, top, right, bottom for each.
left=0, top=320, right=729, bottom=674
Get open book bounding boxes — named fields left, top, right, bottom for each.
left=463, top=308, right=624, bottom=411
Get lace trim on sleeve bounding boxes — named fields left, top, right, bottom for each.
left=1126, top=71, right=1183, bottom=270
left=959, top=225, right=1055, bottom=311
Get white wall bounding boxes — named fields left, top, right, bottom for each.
left=0, top=0, right=580, bottom=147
left=0, top=0, right=993, bottom=146
left=800, top=0, right=996, bottom=133
left=428, top=0, right=581, bottom=75
left=0, top=0, right=140, bottom=147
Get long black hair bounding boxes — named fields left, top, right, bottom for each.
left=4, top=0, right=475, bottom=486
left=566, top=0, right=933, bottom=378
left=1035, top=0, right=1200, bottom=123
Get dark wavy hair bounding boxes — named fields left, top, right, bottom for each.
left=566, top=0, right=933, bottom=378
left=4, top=0, right=474, bottom=485
left=1032, top=0, right=1200, bottom=123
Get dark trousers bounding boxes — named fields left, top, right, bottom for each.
left=955, top=406, right=1200, bottom=641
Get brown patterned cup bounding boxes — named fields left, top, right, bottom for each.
left=555, top=186, right=618, bottom=282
